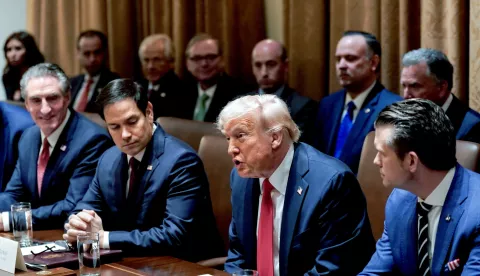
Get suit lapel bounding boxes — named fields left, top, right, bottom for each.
left=326, top=90, right=346, bottom=154
left=431, top=165, right=467, bottom=275
left=242, top=177, right=260, bottom=267
left=445, top=96, right=468, bottom=136
left=71, top=75, right=85, bottom=101
left=279, top=144, right=309, bottom=275
left=395, top=194, right=418, bottom=275
left=113, top=153, right=128, bottom=207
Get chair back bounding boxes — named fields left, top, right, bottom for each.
left=198, top=135, right=233, bottom=252
left=157, top=117, right=221, bottom=152
left=357, top=131, right=480, bottom=240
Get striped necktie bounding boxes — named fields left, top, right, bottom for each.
left=417, top=201, right=432, bottom=276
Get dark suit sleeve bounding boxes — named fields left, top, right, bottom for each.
left=460, top=222, right=480, bottom=273
left=358, top=223, right=395, bottom=275
left=31, top=134, right=112, bottom=227
left=297, top=99, right=318, bottom=145
left=0, top=161, right=29, bottom=210
left=107, top=152, right=210, bottom=255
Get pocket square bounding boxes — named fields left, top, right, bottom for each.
left=444, top=258, right=460, bottom=272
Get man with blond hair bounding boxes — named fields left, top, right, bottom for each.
left=218, top=94, right=375, bottom=275
left=137, top=34, right=186, bottom=119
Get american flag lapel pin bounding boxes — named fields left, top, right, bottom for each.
left=60, top=145, right=67, bottom=151
left=147, top=165, right=153, bottom=171
left=444, top=258, right=460, bottom=272
left=297, top=186, right=303, bottom=195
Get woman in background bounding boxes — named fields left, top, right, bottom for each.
left=3, top=31, right=44, bottom=101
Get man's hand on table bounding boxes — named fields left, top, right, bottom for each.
left=63, top=209, right=104, bottom=245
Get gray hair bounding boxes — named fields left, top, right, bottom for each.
left=402, top=48, right=453, bottom=90
left=20, top=63, right=71, bottom=99
left=216, top=94, right=301, bottom=142
left=138, top=34, right=175, bottom=62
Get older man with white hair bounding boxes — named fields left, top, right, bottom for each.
left=219, top=94, right=375, bottom=276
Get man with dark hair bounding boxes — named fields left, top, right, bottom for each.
left=313, top=30, right=401, bottom=174
left=64, top=79, right=223, bottom=260
left=401, top=48, right=480, bottom=142
left=0, top=63, right=112, bottom=230
left=360, top=98, right=480, bottom=275
left=70, top=30, right=120, bottom=113
left=249, top=39, right=317, bottom=144
left=183, top=33, right=247, bottom=122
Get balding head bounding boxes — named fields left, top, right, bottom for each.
left=251, top=39, right=288, bottom=93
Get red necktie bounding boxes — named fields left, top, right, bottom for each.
left=257, top=178, right=274, bottom=276
left=128, top=158, right=139, bottom=198
left=37, top=138, right=50, bottom=197
left=75, top=78, right=94, bottom=112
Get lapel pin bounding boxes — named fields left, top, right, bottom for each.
left=445, top=215, right=451, bottom=222
left=60, top=145, right=67, bottom=151
left=147, top=165, right=153, bottom=171
left=444, top=258, right=460, bottom=272
left=297, top=186, right=303, bottom=195
left=365, top=108, right=371, bottom=114
left=160, top=92, right=166, bottom=98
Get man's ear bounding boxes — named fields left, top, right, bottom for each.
left=146, top=101, right=154, bottom=122
left=405, top=151, right=419, bottom=173
left=371, top=54, right=380, bottom=73
left=271, top=130, right=283, bottom=150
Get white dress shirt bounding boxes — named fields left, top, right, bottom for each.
left=258, top=85, right=285, bottom=97
left=73, top=74, right=101, bottom=110
left=256, top=143, right=294, bottom=276
left=418, top=167, right=455, bottom=266
left=193, top=83, right=217, bottom=120
left=102, top=124, right=157, bottom=249
left=2, top=110, right=71, bottom=231
left=342, top=81, right=376, bottom=122
left=441, top=93, right=454, bottom=112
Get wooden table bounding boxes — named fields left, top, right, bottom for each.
left=2, top=230, right=230, bottom=275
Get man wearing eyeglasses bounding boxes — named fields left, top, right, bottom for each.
left=137, top=34, right=186, bottom=119
left=183, top=33, right=248, bottom=122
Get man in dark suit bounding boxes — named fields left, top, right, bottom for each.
left=249, top=39, right=317, bottom=144
left=314, top=31, right=401, bottom=174
left=0, top=102, right=33, bottom=191
left=0, top=63, right=112, bottom=231
left=183, top=33, right=247, bottom=122
left=218, top=94, right=375, bottom=275
left=401, top=48, right=480, bottom=142
left=137, top=34, right=185, bottom=120
left=70, top=30, right=120, bottom=113
left=64, top=79, right=223, bottom=261
left=360, top=99, right=480, bottom=275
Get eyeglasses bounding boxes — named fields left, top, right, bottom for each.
left=188, top=54, right=220, bottom=63
left=29, top=240, right=75, bottom=256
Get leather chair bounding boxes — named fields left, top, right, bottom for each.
left=156, top=117, right=221, bottom=152
left=196, top=135, right=233, bottom=268
left=358, top=131, right=480, bottom=240
left=80, top=112, right=107, bottom=129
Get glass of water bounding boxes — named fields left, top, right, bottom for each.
left=11, top=202, right=32, bottom=247
left=77, top=232, right=101, bottom=276
left=232, top=270, right=259, bottom=276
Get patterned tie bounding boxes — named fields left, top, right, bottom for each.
left=194, top=93, right=210, bottom=121
left=75, top=78, right=94, bottom=112
left=37, top=138, right=50, bottom=197
left=128, top=158, right=139, bottom=199
left=334, top=101, right=356, bottom=158
left=257, top=179, right=274, bottom=276
left=417, top=201, right=432, bottom=276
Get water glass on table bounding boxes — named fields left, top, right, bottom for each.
left=77, top=232, right=101, bottom=276
left=232, top=269, right=259, bottom=276
left=11, top=202, right=32, bottom=247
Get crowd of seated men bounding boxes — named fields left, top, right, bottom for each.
left=1, top=28, right=480, bottom=275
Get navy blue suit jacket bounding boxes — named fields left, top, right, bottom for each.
left=225, top=143, right=375, bottom=275
left=314, top=83, right=401, bottom=174
left=0, top=111, right=112, bottom=229
left=73, top=125, right=223, bottom=261
left=0, top=102, right=33, bottom=191
left=360, top=165, right=480, bottom=275
left=446, top=95, right=480, bottom=143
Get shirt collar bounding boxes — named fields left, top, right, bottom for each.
left=127, top=123, right=157, bottom=163
left=419, top=166, right=456, bottom=207
left=259, top=143, right=294, bottom=196
left=85, top=73, right=101, bottom=83
left=258, top=85, right=285, bottom=97
left=198, top=83, right=217, bottom=98
left=40, top=109, right=71, bottom=149
left=345, top=81, right=376, bottom=109
left=148, top=82, right=160, bottom=91
left=441, top=93, right=454, bottom=112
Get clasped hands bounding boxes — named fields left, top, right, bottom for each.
left=63, top=209, right=104, bottom=245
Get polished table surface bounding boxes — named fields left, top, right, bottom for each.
left=1, top=230, right=230, bottom=275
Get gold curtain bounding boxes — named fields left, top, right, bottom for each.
left=285, top=0, right=479, bottom=111
left=27, top=0, right=265, bottom=83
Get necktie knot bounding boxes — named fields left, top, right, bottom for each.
left=346, top=101, right=356, bottom=119
left=417, top=201, right=432, bottom=217
left=200, top=93, right=209, bottom=104
left=262, top=178, right=274, bottom=195
left=42, top=137, right=50, bottom=149
left=129, top=157, right=139, bottom=171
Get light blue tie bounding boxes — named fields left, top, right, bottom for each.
left=334, top=101, right=356, bottom=158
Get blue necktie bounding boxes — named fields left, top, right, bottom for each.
left=334, top=101, right=356, bottom=158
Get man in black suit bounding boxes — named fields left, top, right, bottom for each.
left=70, top=30, right=119, bottom=113
left=137, top=34, right=185, bottom=120
left=183, top=33, right=247, bottom=122
left=250, top=39, right=317, bottom=144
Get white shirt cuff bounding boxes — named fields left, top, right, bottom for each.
left=2, top=212, right=10, bottom=232
left=102, top=231, right=110, bottom=249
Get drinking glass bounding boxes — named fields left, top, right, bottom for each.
left=11, top=202, right=32, bottom=247
left=77, top=232, right=101, bottom=276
